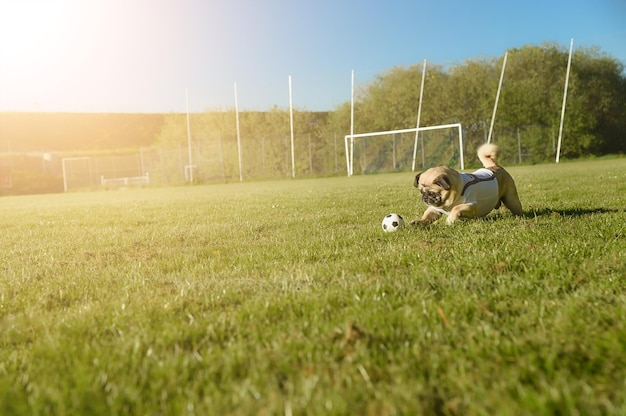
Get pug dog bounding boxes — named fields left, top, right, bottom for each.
left=412, top=143, right=522, bottom=225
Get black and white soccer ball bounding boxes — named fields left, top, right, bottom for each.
left=382, top=213, right=405, bottom=232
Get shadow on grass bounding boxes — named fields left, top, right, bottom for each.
left=407, top=207, right=619, bottom=227
left=524, top=207, right=619, bottom=218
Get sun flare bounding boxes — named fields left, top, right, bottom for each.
left=0, top=1, right=77, bottom=61
left=0, top=0, right=93, bottom=109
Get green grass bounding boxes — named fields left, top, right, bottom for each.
left=1, top=158, right=625, bottom=415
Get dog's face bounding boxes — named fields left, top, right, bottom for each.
left=414, top=166, right=461, bottom=209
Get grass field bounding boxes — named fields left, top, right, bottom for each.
left=1, top=158, right=625, bottom=415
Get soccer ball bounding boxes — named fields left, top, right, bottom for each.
left=382, top=213, right=405, bottom=232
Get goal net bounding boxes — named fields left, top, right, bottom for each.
left=344, top=123, right=464, bottom=176
left=61, top=154, right=150, bottom=192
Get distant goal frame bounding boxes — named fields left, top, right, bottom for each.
left=344, top=123, right=464, bottom=176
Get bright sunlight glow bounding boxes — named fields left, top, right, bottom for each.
left=0, top=0, right=103, bottom=110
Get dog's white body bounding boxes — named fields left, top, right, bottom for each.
left=428, top=168, right=499, bottom=218
left=413, top=144, right=523, bottom=225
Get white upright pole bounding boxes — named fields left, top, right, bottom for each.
left=62, top=159, right=68, bottom=192
left=458, top=124, right=465, bottom=171
left=344, top=71, right=351, bottom=177
left=344, top=136, right=350, bottom=176
left=349, top=69, right=355, bottom=176
left=185, top=88, right=193, bottom=183
left=234, top=82, right=243, bottom=181
left=412, top=59, right=427, bottom=171
left=556, top=38, right=574, bottom=164
left=289, top=75, right=295, bottom=178
left=487, top=51, right=508, bottom=144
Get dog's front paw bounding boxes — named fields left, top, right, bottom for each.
left=445, top=215, right=458, bottom=225
left=410, top=218, right=436, bottom=226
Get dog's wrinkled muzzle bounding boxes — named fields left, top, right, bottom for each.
left=422, top=191, right=442, bottom=206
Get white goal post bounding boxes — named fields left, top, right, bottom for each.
left=344, top=123, right=464, bottom=176
left=62, top=157, right=92, bottom=192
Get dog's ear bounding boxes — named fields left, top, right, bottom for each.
left=434, top=174, right=451, bottom=190
left=413, top=173, right=422, bottom=188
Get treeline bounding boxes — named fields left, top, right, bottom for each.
left=156, top=109, right=338, bottom=180
left=2, top=42, right=624, bottom=194
left=346, top=42, right=626, bottom=165
left=157, top=42, right=625, bottom=179
left=0, top=112, right=164, bottom=151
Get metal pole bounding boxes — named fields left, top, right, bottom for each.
left=458, top=124, right=465, bottom=171
left=289, top=75, right=295, bottom=178
left=350, top=69, right=355, bottom=176
left=556, top=38, right=574, bottom=164
left=62, top=158, right=68, bottom=192
left=487, top=51, right=508, bottom=144
left=412, top=59, right=426, bottom=171
left=234, top=82, right=243, bottom=181
left=344, top=135, right=350, bottom=176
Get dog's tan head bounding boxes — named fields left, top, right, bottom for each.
left=414, top=166, right=461, bottom=209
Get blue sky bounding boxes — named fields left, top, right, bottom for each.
left=0, top=0, right=624, bottom=113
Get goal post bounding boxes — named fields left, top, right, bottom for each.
left=344, top=123, right=464, bottom=176
left=62, top=153, right=152, bottom=191
left=62, top=157, right=93, bottom=192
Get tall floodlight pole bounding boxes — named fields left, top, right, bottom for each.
left=289, top=75, right=295, bottom=178
left=349, top=69, right=355, bottom=176
left=412, top=59, right=427, bottom=171
left=234, top=82, right=243, bottom=181
left=185, top=88, right=193, bottom=183
left=556, top=38, right=574, bottom=164
left=487, top=51, right=508, bottom=144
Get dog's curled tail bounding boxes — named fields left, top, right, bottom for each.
left=477, top=143, right=499, bottom=168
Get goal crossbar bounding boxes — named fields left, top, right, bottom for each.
left=344, top=123, right=464, bottom=176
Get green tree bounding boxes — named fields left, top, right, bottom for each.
left=154, top=41, right=626, bottom=182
